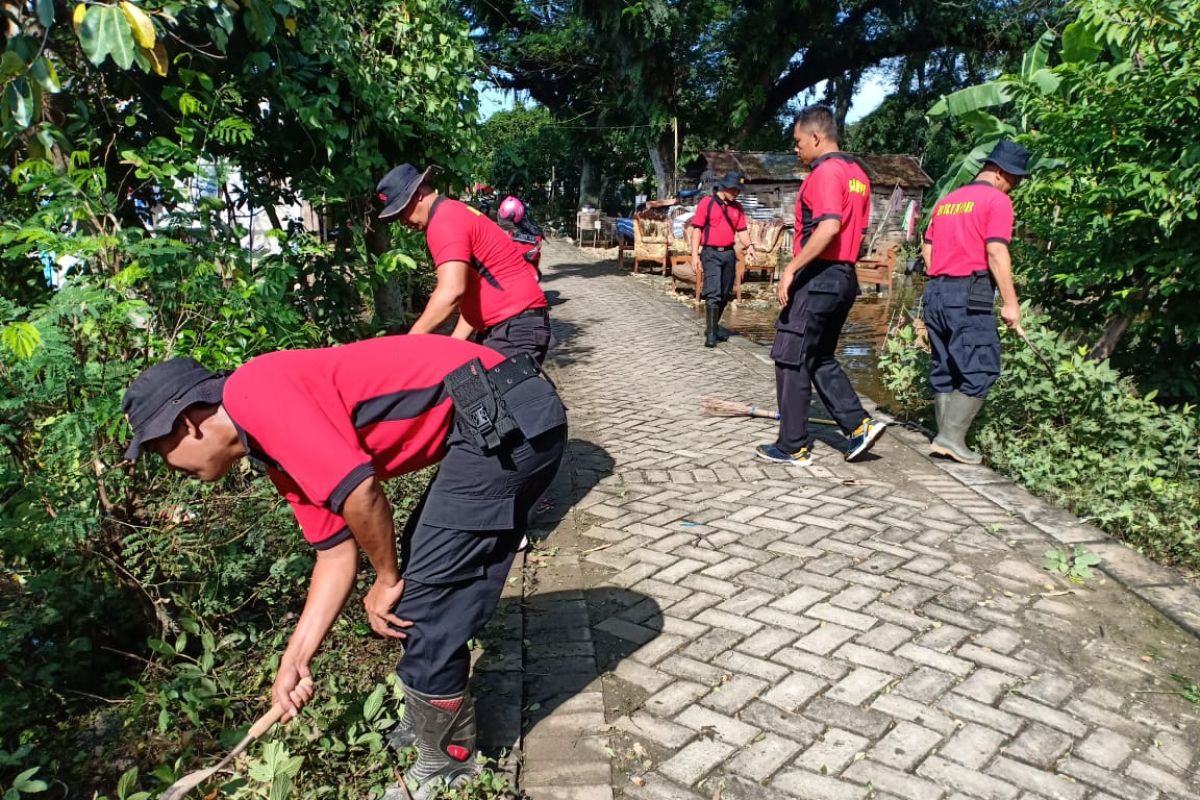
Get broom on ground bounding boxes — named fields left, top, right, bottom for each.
left=702, top=397, right=837, bottom=427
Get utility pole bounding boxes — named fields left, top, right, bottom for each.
left=672, top=116, right=679, bottom=197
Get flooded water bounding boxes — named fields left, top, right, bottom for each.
left=685, top=275, right=926, bottom=408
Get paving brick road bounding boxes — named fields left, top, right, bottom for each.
left=514, top=241, right=1200, bottom=800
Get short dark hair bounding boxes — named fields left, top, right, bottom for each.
left=793, top=105, right=838, bottom=143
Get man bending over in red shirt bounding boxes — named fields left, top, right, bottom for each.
left=122, top=336, right=567, bottom=798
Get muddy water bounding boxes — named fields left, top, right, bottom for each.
left=688, top=275, right=926, bottom=408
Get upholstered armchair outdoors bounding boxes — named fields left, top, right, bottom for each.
left=632, top=215, right=669, bottom=274
left=734, top=218, right=786, bottom=300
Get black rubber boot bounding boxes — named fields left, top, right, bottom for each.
left=930, top=390, right=984, bottom=465
left=704, top=304, right=719, bottom=348
left=714, top=302, right=730, bottom=341
left=396, top=684, right=479, bottom=799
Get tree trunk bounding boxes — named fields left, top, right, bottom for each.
left=364, top=209, right=407, bottom=331
left=1088, top=310, right=1136, bottom=362
left=823, top=71, right=859, bottom=132
left=579, top=157, right=601, bottom=208
left=647, top=132, right=677, bottom=200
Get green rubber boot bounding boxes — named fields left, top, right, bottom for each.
left=932, top=392, right=948, bottom=439
left=930, top=390, right=984, bottom=465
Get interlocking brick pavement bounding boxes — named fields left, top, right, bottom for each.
left=520, top=243, right=1200, bottom=800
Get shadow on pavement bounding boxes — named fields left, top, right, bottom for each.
left=523, top=587, right=662, bottom=732
left=539, top=257, right=624, bottom=284
left=472, top=437, right=615, bottom=758
left=527, top=438, right=615, bottom=545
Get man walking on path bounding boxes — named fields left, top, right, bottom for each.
left=757, top=105, right=886, bottom=467
left=690, top=171, right=756, bottom=348
left=377, top=164, right=553, bottom=363
left=922, top=139, right=1028, bottom=464
left=121, top=336, right=567, bottom=798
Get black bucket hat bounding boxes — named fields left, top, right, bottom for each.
left=375, top=164, right=434, bottom=220
left=984, top=139, right=1031, bottom=177
left=122, top=357, right=227, bottom=460
left=717, top=171, right=744, bottom=190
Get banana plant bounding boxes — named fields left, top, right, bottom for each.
left=925, top=29, right=1061, bottom=198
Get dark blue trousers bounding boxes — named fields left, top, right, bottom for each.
left=700, top=248, right=736, bottom=306
left=770, top=262, right=868, bottom=452
left=922, top=278, right=1001, bottom=398
left=479, top=309, right=552, bottom=365
left=393, top=379, right=566, bottom=695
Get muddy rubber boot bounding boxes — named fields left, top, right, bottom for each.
left=704, top=304, right=719, bottom=348
left=930, top=390, right=984, bottom=465
left=714, top=302, right=730, bottom=341
left=386, top=711, right=415, bottom=752
left=399, top=684, right=479, bottom=800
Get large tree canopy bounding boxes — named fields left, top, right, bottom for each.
left=462, top=0, right=1060, bottom=200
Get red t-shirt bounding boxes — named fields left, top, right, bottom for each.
left=924, top=181, right=1014, bottom=277
left=222, top=335, right=505, bottom=550
left=424, top=197, right=547, bottom=329
left=794, top=153, right=871, bottom=262
left=690, top=195, right=748, bottom=247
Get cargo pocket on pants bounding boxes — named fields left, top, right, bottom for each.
left=403, top=492, right=517, bottom=584
left=960, top=328, right=1000, bottom=376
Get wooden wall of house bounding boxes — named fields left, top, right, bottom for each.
left=863, top=187, right=924, bottom=254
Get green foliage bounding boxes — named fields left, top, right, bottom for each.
left=1043, top=545, right=1102, bottom=582
left=464, top=0, right=1052, bottom=203
left=1, top=0, right=482, bottom=795
left=879, top=308, right=1200, bottom=568
left=4, top=767, right=48, bottom=799
left=879, top=320, right=930, bottom=411
left=1170, top=674, right=1200, bottom=705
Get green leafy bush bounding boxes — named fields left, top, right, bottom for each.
left=879, top=307, right=1200, bottom=568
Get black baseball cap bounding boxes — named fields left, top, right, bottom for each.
left=717, top=171, right=744, bottom=189
left=984, top=139, right=1031, bottom=177
left=375, top=164, right=434, bottom=221
left=122, top=358, right=227, bottom=460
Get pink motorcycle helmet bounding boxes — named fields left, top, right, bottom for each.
left=498, top=195, right=525, bottom=224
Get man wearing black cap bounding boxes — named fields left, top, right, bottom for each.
left=690, top=171, right=755, bottom=348
left=757, top=105, right=886, bottom=467
left=121, top=336, right=567, bottom=798
left=376, top=165, right=552, bottom=364
left=921, top=138, right=1029, bottom=464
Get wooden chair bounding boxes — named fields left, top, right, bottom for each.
left=734, top=219, right=786, bottom=301
left=855, top=242, right=900, bottom=295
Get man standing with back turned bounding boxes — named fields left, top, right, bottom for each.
left=922, top=139, right=1028, bottom=464
left=376, top=165, right=553, bottom=363
left=756, top=105, right=886, bottom=466
left=690, top=171, right=756, bottom=348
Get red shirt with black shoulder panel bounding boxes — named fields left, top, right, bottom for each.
left=221, top=335, right=506, bottom=551
left=423, top=196, right=547, bottom=329
left=689, top=195, right=748, bottom=248
left=794, top=153, right=872, bottom=262
left=923, top=181, right=1014, bottom=277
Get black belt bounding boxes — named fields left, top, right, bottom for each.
left=702, top=245, right=734, bottom=252
left=927, top=273, right=973, bottom=281
left=488, top=352, right=542, bottom=396
left=482, top=307, right=548, bottom=336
